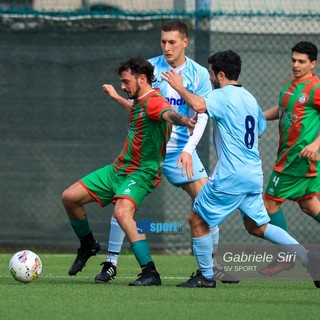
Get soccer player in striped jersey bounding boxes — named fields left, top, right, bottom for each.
left=62, top=57, right=196, bottom=286
left=162, top=49, right=320, bottom=288
left=259, top=41, right=320, bottom=275
left=95, top=21, right=238, bottom=284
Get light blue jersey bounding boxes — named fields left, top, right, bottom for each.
left=148, top=55, right=212, bottom=153
left=204, top=85, right=267, bottom=194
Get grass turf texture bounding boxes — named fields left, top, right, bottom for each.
left=1, top=253, right=319, bottom=320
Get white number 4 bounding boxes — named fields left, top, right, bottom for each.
left=273, top=176, right=280, bottom=187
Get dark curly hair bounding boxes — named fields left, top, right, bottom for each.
left=117, top=57, right=156, bottom=85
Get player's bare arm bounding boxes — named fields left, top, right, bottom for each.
left=162, top=109, right=196, bottom=135
left=103, top=84, right=132, bottom=111
left=263, top=105, right=279, bottom=120
left=161, top=70, right=206, bottom=113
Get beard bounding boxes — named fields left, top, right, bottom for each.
left=213, top=79, right=220, bottom=89
left=126, top=82, right=141, bottom=99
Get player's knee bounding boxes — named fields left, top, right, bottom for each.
left=113, top=210, right=123, bottom=225
left=113, top=208, right=130, bottom=228
left=188, top=211, right=204, bottom=228
left=264, top=199, right=280, bottom=214
left=246, top=227, right=263, bottom=237
left=299, top=205, right=309, bottom=214
left=245, top=221, right=265, bottom=238
left=299, top=203, right=314, bottom=216
left=188, top=211, right=196, bottom=225
left=61, top=188, right=73, bottom=207
left=298, top=198, right=319, bottom=217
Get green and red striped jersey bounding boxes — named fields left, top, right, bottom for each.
left=274, top=74, right=320, bottom=177
left=113, top=88, right=172, bottom=188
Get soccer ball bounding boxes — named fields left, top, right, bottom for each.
left=9, top=250, right=42, bottom=283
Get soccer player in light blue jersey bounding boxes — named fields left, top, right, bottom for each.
left=162, top=49, right=320, bottom=288
left=94, top=21, right=238, bottom=284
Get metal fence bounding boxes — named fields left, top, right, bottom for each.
left=0, top=1, right=319, bottom=252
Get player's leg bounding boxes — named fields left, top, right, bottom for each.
left=177, top=187, right=238, bottom=288
left=94, top=151, right=190, bottom=284
left=94, top=215, right=124, bottom=283
left=245, top=218, right=320, bottom=287
left=113, top=174, right=161, bottom=286
left=62, top=180, right=102, bottom=276
left=165, top=151, right=214, bottom=287
left=245, top=218, right=306, bottom=262
left=186, top=186, right=239, bottom=283
left=263, top=174, right=320, bottom=275
left=63, top=165, right=119, bottom=276
left=260, top=208, right=293, bottom=273
left=265, top=172, right=320, bottom=229
left=182, top=154, right=239, bottom=283
left=94, top=214, right=125, bottom=283
left=113, top=197, right=161, bottom=286
left=176, top=209, right=216, bottom=288
left=261, top=202, right=294, bottom=274
left=299, top=196, right=320, bottom=220
left=264, top=198, right=288, bottom=230
left=264, top=170, right=288, bottom=231
left=297, top=175, right=320, bottom=222
left=244, top=192, right=296, bottom=275
left=166, top=150, right=239, bottom=283
left=242, top=194, right=320, bottom=287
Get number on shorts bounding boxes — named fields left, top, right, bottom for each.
left=273, top=175, right=280, bottom=186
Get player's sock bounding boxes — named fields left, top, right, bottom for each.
left=193, top=233, right=214, bottom=280
left=263, top=223, right=308, bottom=264
left=107, top=252, right=119, bottom=267
left=69, top=216, right=91, bottom=240
left=210, top=226, right=219, bottom=265
left=268, top=209, right=288, bottom=231
left=131, top=239, right=153, bottom=266
left=106, top=216, right=125, bottom=266
left=314, top=212, right=320, bottom=223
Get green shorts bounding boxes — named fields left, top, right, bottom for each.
left=265, top=170, right=320, bottom=202
left=80, top=164, right=153, bottom=209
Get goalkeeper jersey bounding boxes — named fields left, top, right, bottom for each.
left=274, top=74, right=320, bottom=177
left=113, top=89, right=172, bottom=188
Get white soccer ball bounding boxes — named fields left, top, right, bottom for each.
left=9, top=250, right=42, bottom=283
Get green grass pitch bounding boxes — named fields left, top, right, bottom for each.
left=0, top=253, right=319, bottom=320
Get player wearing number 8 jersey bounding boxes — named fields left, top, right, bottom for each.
left=161, top=50, right=320, bottom=288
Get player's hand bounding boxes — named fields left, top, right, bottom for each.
left=161, top=69, right=183, bottom=91
left=187, top=113, right=198, bottom=136
left=176, top=151, right=194, bottom=180
left=102, top=84, right=120, bottom=100
left=299, top=142, right=320, bottom=159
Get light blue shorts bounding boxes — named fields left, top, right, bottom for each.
left=163, top=150, right=208, bottom=187
left=193, top=181, right=270, bottom=227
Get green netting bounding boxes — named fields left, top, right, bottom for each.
left=0, top=1, right=319, bottom=252
left=1, top=0, right=320, bottom=18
